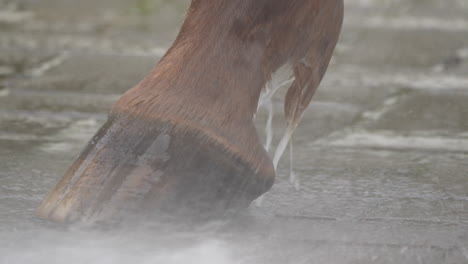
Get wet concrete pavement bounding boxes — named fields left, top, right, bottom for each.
left=0, top=0, right=467, bottom=263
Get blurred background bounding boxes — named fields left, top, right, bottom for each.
left=0, top=0, right=467, bottom=263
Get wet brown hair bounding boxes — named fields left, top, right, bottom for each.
left=114, top=0, right=343, bottom=134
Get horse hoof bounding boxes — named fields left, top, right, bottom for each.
left=36, top=113, right=274, bottom=223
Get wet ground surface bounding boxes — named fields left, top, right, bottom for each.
left=1, top=0, right=467, bottom=263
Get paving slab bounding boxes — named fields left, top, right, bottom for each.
left=0, top=0, right=467, bottom=263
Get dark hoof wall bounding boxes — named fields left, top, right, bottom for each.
left=36, top=113, right=274, bottom=224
